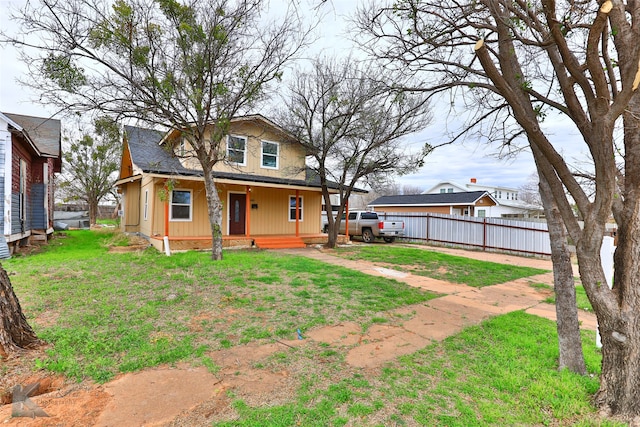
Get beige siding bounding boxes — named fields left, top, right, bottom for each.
left=121, top=181, right=141, bottom=233
left=178, top=121, right=307, bottom=180
left=229, top=186, right=321, bottom=235
left=150, top=180, right=211, bottom=237
left=138, top=176, right=156, bottom=238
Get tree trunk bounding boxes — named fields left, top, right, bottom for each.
left=0, top=265, right=40, bottom=357
left=587, top=220, right=640, bottom=416
left=538, top=173, right=586, bottom=374
left=203, top=170, right=224, bottom=260
left=593, top=94, right=640, bottom=417
left=326, top=220, right=338, bottom=248
left=88, top=200, right=98, bottom=226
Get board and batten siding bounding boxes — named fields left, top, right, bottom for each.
left=150, top=180, right=210, bottom=237
left=0, top=127, right=10, bottom=258
left=121, top=180, right=141, bottom=233
left=30, top=183, right=47, bottom=229
left=222, top=185, right=322, bottom=235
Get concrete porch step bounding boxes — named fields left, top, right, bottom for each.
left=253, top=236, right=307, bottom=249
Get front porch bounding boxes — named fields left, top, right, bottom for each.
left=148, top=233, right=348, bottom=252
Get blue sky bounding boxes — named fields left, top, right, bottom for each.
left=0, top=0, right=585, bottom=192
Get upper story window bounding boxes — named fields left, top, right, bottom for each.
left=447, top=188, right=453, bottom=193
left=170, top=189, right=192, bottom=221
left=261, top=140, right=279, bottom=169
left=177, top=137, right=187, bottom=157
left=439, top=188, right=446, bottom=193
left=227, top=135, right=247, bottom=166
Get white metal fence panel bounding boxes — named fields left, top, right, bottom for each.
left=378, top=212, right=551, bottom=256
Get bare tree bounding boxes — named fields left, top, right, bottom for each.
left=277, top=56, right=432, bottom=247
left=355, top=0, right=640, bottom=418
left=3, top=0, right=311, bottom=260
left=58, top=117, right=121, bottom=225
left=518, top=173, right=542, bottom=207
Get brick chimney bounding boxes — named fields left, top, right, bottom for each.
left=470, top=178, right=477, bottom=183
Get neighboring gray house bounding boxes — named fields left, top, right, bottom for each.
left=368, top=191, right=499, bottom=217
left=0, top=112, right=62, bottom=257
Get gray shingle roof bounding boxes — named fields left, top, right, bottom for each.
left=3, top=112, right=61, bottom=157
left=369, top=191, right=490, bottom=206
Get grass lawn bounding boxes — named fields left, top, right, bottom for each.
left=333, top=245, right=549, bottom=287
left=541, top=283, right=594, bottom=312
left=5, top=230, right=437, bottom=382
left=2, top=230, right=612, bottom=425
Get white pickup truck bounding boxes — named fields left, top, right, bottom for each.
left=338, top=211, right=404, bottom=243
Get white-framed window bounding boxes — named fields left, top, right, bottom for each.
left=170, top=189, right=192, bottom=221
left=227, top=135, right=247, bottom=165
left=477, top=209, right=486, bottom=218
left=289, top=195, right=303, bottom=221
left=177, top=137, right=186, bottom=157
left=447, top=188, right=453, bottom=193
left=143, top=190, right=149, bottom=220
left=261, top=140, right=279, bottom=169
left=439, top=188, right=446, bottom=193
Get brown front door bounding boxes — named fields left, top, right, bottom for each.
left=229, top=193, right=246, bottom=235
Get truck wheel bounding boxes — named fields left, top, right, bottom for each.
left=362, top=228, right=374, bottom=243
left=383, top=237, right=395, bottom=243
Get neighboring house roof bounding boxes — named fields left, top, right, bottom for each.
left=122, top=124, right=363, bottom=192
left=2, top=112, right=61, bottom=158
left=369, top=191, right=496, bottom=207
left=424, top=180, right=519, bottom=194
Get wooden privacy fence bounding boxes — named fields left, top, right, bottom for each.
left=377, top=212, right=551, bottom=256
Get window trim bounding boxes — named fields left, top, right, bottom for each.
left=227, top=134, right=247, bottom=166
left=170, top=189, right=193, bottom=222
left=260, top=140, right=279, bottom=170
left=288, top=195, right=303, bottom=222
left=143, top=189, right=149, bottom=221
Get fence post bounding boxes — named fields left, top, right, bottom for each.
left=426, top=213, right=430, bottom=242
left=483, top=218, right=487, bottom=251
left=596, top=236, right=615, bottom=348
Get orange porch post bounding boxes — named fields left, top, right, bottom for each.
left=345, top=200, right=349, bottom=239
left=246, top=185, right=251, bottom=237
left=295, top=190, right=300, bottom=237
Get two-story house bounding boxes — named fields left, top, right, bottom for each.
left=0, top=112, right=62, bottom=257
left=424, top=178, right=543, bottom=218
left=115, top=115, right=341, bottom=251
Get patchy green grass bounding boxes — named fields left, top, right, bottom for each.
left=542, top=283, right=593, bottom=312
left=333, top=245, right=549, bottom=287
left=6, top=230, right=437, bottom=382
left=213, top=312, right=613, bottom=427
left=4, top=231, right=610, bottom=426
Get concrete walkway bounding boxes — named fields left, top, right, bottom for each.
left=280, top=245, right=597, bottom=369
